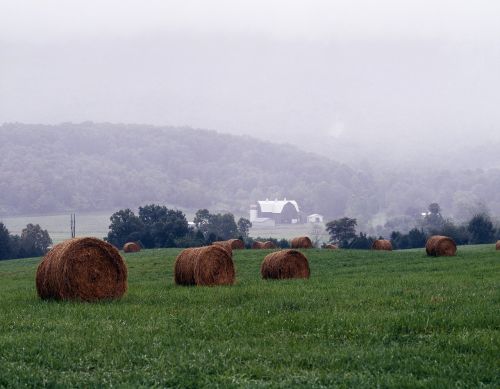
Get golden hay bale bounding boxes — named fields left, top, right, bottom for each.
left=261, top=249, right=310, bottom=280
left=228, top=239, right=245, bottom=250
left=212, top=241, right=233, bottom=256
left=35, top=237, right=128, bottom=301
left=324, top=244, right=338, bottom=249
left=291, top=236, right=313, bottom=249
left=372, top=239, right=393, bottom=251
left=496, top=241, right=500, bottom=250
left=252, top=241, right=264, bottom=249
left=252, top=241, right=277, bottom=249
left=262, top=241, right=277, bottom=249
left=123, top=242, right=141, bottom=253
left=174, top=245, right=235, bottom=286
left=425, top=235, right=457, bottom=257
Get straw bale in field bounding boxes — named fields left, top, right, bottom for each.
left=372, top=239, right=392, bottom=251
left=261, top=249, right=310, bottom=279
left=291, top=236, right=313, bottom=249
left=174, top=245, right=235, bottom=286
left=425, top=235, right=457, bottom=257
left=36, top=237, right=128, bottom=301
left=123, top=242, right=141, bottom=253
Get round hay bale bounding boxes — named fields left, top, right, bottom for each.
left=291, top=236, right=313, bottom=249
left=174, top=245, right=235, bottom=286
left=261, top=249, right=310, bottom=280
left=123, top=242, right=141, bottom=253
left=372, top=239, right=392, bottom=251
left=174, top=248, right=197, bottom=285
left=252, top=241, right=264, bottom=249
left=212, top=241, right=233, bottom=256
left=496, top=241, right=500, bottom=250
left=324, top=244, right=338, bottom=249
left=262, top=241, right=277, bottom=249
left=35, top=237, right=128, bottom=301
left=228, top=239, right=245, bottom=250
left=252, top=241, right=277, bottom=249
left=425, top=235, right=457, bottom=257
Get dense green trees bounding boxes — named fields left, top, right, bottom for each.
left=467, top=214, right=496, bottom=244
left=0, top=223, right=12, bottom=260
left=325, top=217, right=357, bottom=247
left=106, top=205, right=189, bottom=248
left=237, top=218, right=252, bottom=238
left=106, top=205, right=243, bottom=248
left=0, top=222, right=52, bottom=260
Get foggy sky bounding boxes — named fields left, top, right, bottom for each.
left=1, top=0, right=499, bottom=164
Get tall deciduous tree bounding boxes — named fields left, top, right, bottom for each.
left=467, top=213, right=495, bottom=244
left=326, top=217, right=357, bottom=248
left=19, top=223, right=52, bottom=257
left=237, top=217, right=252, bottom=238
left=0, top=222, right=12, bottom=260
left=106, top=209, right=144, bottom=248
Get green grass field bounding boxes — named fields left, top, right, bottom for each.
left=0, top=246, right=498, bottom=388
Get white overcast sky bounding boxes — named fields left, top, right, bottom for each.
left=1, top=0, right=499, bottom=159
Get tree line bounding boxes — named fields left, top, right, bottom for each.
left=0, top=223, right=52, bottom=260
left=326, top=203, right=500, bottom=249
left=106, top=205, right=253, bottom=249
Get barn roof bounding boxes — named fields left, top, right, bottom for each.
left=257, top=199, right=299, bottom=214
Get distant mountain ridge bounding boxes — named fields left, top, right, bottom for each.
left=0, top=122, right=355, bottom=218
left=1, top=123, right=499, bottom=233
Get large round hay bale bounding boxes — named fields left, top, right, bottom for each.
left=496, top=241, right=500, bottom=250
left=324, top=244, right=338, bottom=250
left=425, top=235, right=457, bottom=257
left=261, top=249, right=310, bottom=280
left=291, top=236, right=313, bottom=249
left=123, top=242, right=141, bottom=253
left=174, top=245, right=235, bottom=286
left=372, top=239, right=392, bottom=251
left=35, top=237, right=128, bottom=301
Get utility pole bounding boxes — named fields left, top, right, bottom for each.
left=70, top=213, right=76, bottom=238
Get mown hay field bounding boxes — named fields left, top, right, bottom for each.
left=0, top=246, right=499, bottom=387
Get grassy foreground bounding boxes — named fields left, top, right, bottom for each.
left=0, top=246, right=499, bottom=388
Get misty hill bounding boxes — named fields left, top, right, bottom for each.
left=1, top=123, right=499, bottom=233
left=0, top=122, right=356, bottom=217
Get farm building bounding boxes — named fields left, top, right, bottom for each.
left=249, top=198, right=301, bottom=225
left=307, top=214, right=324, bottom=223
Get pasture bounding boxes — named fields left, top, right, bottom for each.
left=0, top=246, right=498, bottom=387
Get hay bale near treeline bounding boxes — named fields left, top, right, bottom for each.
left=123, top=242, right=141, bottom=253
left=291, top=236, right=313, bottom=249
left=425, top=235, right=457, bottom=257
left=252, top=241, right=277, bottom=249
left=496, top=241, right=500, bottom=250
left=261, top=249, right=310, bottom=280
left=324, top=244, right=338, bottom=249
left=372, top=239, right=392, bottom=251
left=228, top=239, right=245, bottom=250
left=213, top=239, right=244, bottom=254
left=35, top=237, right=128, bottom=301
left=174, top=245, right=235, bottom=286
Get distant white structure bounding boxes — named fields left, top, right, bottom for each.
left=307, top=214, right=324, bottom=223
left=249, top=198, right=301, bottom=224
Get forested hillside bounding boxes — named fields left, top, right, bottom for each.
left=1, top=123, right=499, bottom=232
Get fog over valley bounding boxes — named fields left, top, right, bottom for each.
left=1, top=0, right=499, bottom=235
